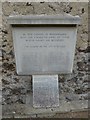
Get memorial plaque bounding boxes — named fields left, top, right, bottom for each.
left=8, top=14, right=80, bottom=75
left=33, top=75, right=59, bottom=108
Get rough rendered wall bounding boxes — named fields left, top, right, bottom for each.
left=2, top=2, right=89, bottom=118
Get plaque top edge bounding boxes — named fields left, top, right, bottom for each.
left=7, top=13, right=81, bottom=25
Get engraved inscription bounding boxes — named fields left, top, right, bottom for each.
left=19, top=32, right=69, bottom=49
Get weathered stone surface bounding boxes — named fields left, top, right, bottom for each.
left=33, top=75, right=59, bottom=108
left=2, top=100, right=88, bottom=118
left=1, top=1, right=89, bottom=118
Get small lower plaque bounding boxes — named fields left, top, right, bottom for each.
left=33, top=75, right=59, bottom=108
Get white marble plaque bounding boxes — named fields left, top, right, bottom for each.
left=12, top=26, right=77, bottom=75
left=33, top=75, right=59, bottom=108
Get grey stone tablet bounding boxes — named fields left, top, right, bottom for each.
left=7, top=14, right=80, bottom=75
left=33, top=75, right=59, bottom=108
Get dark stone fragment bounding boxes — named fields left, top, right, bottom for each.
left=66, top=11, right=69, bottom=13
left=2, top=30, right=8, bottom=34
left=11, top=87, right=26, bottom=95
left=2, top=79, right=10, bottom=84
left=82, top=8, right=85, bottom=13
left=2, top=63, right=15, bottom=71
left=18, top=99, right=25, bottom=104
left=70, top=7, right=72, bottom=10
left=88, top=59, right=90, bottom=62
left=18, top=95, right=26, bottom=104
left=2, top=49, right=6, bottom=56
left=13, top=78, right=19, bottom=82
left=2, top=69, right=7, bottom=73
left=64, top=6, right=72, bottom=13
left=58, top=75, right=65, bottom=82
left=78, top=46, right=90, bottom=53
left=77, top=62, right=86, bottom=71
left=40, top=2, right=45, bottom=3
left=3, top=40, right=7, bottom=42
left=26, top=2, right=32, bottom=6
left=48, top=5, right=56, bottom=11
left=75, top=88, right=83, bottom=94
left=85, top=46, right=90, bottom=52
left=83, top=79, right=89, bottom=83
left=9, top=50, right=14, bottom=58
left=2, top=45, right=6, bottom=47
left=77, top=62, right=83, bottom=67
left=65, top=97, right=72, bottom=102
left=78, top=72, right=84, bottom=77
left=6, top=58, right=9, bottom=61
left=75, top=87, right=89, bottom=94
left=11, top=88, right=21, bottom=95
left=84, top=61, right=87, bottom=64
left=7, top=73, right=12, bottom=76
